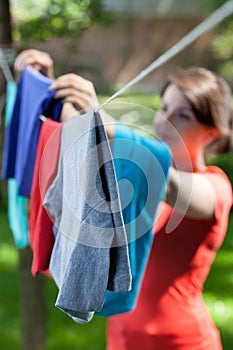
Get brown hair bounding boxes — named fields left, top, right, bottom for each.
left=162, top=67, right=233, bottom=154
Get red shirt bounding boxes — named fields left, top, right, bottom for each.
left=107, top=166, right=232, bottom=350
left=29, top=119, right=62, bottom=277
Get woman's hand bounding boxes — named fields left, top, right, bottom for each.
left=14, top=49, right=54, bottom=79
left=50, top=73, right=116, bottom=137
left=50, top=73, right=99, bottom=113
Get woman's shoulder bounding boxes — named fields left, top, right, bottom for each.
left=199, top=165, right=232, bottom=216
left=198, top=165, right=231, bottom=186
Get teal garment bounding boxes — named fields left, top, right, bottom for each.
left=5, top=81, right=17, bottom=127
left=98, top=123, right=171, bottom=316
left=5, top=81, right=29, bottom=249
left=7, top=179, right=29, bottom=249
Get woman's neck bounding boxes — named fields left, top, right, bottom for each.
left=172, top=148, right=206, bottom=172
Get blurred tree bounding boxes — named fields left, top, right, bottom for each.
left=11, top=0, right=113, bottom=45
left=0, top=0, right=13, bottom=208
left=202, top=0, right=233, bottom=85
left=0, top=0, right=12, bottom=44
left=211, top=18, right=233, bottom=85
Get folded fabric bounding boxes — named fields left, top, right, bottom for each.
left=1, top=66, right=63, bottom=197
left=1, top=81, right=29, bottom=249
left=29, top=118, right=62, bottom=277
left=43, top=110, right=131, bottom=323
left=97, top=123, right=171, bottom=316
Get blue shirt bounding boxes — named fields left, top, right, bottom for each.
left=1, top=66, right=62, bottom=197
left=1, top=81, right=29, bottom=249
left=98, top=123, right=171, bottom=316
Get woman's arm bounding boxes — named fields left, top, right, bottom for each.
left=166, top=166, right=216, bottom=219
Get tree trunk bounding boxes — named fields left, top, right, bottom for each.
left=19, top=248, right=46, bottom=350
left=0, top=3, right=47, bottom=350
left=0, top=0, right=12, bottom=206
left=0, top=0, right=12, bottom=44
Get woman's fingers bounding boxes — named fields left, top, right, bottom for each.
left=50, top=74, right=99, bottom=112
left=50, top=74, right=95, bottom=94
left=14, top=49, right=54, bottom=79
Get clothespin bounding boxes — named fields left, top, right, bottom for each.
left=39, top=115, right=47, bottom=122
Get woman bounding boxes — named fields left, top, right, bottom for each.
left=106, top=68, right=233, bottom=350
left=15, top=49, right=232, bottom=349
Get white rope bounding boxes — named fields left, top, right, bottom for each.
left=96, top=0, right=233, bottom=111
left=0, top=48, right=14, bottom=82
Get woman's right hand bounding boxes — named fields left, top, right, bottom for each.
left=14, top=49, right=54, bottom=79
left=50, top=73, right=100, bottom=113
left=50, top=73, right=116, bottom=137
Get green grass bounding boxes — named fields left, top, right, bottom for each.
left=0, top=211, right=21, bottom=349
left=204, top=215, right=233, bottom=350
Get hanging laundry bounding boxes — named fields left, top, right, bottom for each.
left=97, top=123, right=171, bottom=316
left=43, top=110, right=131, bottom=323
left=2, top=81, right=29, bottom=249
left=1, top=66, right=63, bottom=197
left=29, top=118, right=62, bottom=277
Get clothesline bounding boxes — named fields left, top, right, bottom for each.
left=96, top=0, right=233, bottom=111
left=0, top=48, right=15, bottom=82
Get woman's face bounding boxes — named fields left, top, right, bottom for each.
left=154, top=83, right=214, bottom=161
